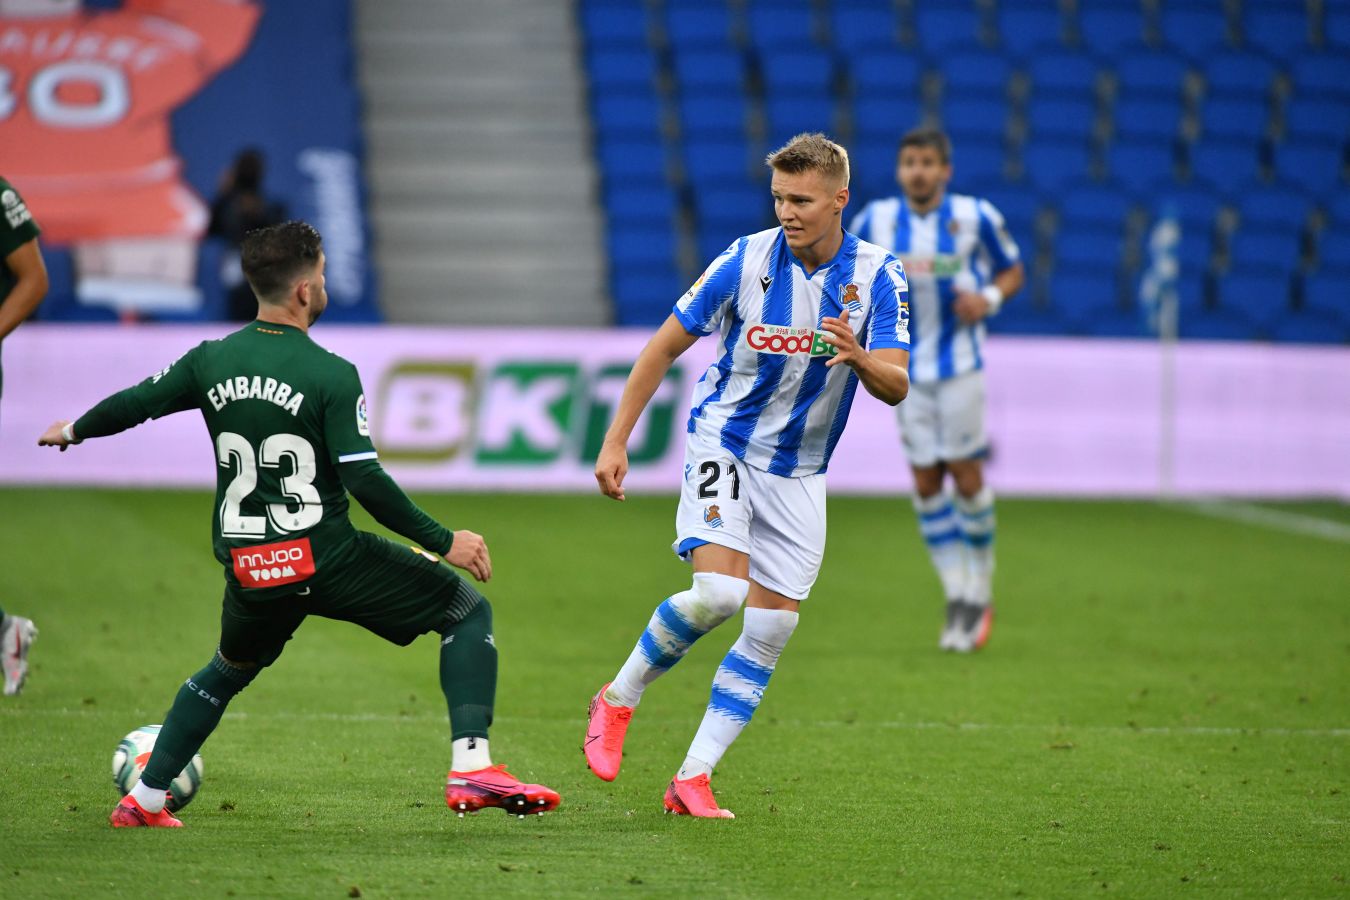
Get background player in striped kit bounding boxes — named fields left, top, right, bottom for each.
left=586, top=134, right=910, bottom=818
left=850, top=128, right=1024, bottom=653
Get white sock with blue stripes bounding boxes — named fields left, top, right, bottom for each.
left=682, top=607, right=799, bottom=778
left=914, top=491, right=969, bottom=601
left=606, top=573, right=749, bottom=708
left=955, top=486, right=996, bottom=606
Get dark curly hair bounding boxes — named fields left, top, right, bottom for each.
left=241, top=221, right=323, bottom=302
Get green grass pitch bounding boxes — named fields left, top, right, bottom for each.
left=1, top=489, right=1345, bottom=898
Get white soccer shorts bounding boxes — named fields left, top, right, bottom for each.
left=897, top=369, right=988, bottom=468
left=672, top=433, right=826, bottom=601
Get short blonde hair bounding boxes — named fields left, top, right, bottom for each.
left=765, top=132, right=850, bottom=187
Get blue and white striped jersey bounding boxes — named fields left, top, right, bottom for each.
left=673, top=227, right=910, bottom=478
left=849, top=193, right=1019, bottom=385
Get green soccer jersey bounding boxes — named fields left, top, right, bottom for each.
left=0, top=177, right=41, bottom=302
left=74, top=322, right=452, bottom=597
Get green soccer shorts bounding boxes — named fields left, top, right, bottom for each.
left=219, top=531, right=479, bottom=666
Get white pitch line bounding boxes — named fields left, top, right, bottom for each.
left=1173, top=499, right=1350, bottom=544
left=5, top=708, right=1347, bottom=737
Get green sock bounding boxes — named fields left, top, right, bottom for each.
left=439, top=590, right=496, bottom=741
left=142, top=654, right=256, bottom=789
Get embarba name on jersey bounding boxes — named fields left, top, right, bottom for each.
left=207, top=375, right=305, bottom=415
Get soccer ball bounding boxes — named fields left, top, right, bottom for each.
left=111, top=724, right=203, bottom=812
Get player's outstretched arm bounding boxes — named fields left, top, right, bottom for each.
left=595, top=314, right=699, bottom=501
left=37, top=420, right=78, bottom=452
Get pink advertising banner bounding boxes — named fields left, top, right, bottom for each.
left=1, top=325, right=1346, bottom=498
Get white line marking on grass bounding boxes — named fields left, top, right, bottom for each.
left=7, top=708, right=1347, bottom=737
left=1173, top=500, right=1350, bottom=544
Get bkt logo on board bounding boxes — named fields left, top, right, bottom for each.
left=373, top=360, right=684, bottom=465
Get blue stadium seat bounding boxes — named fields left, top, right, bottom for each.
left=996, top=3, right=1064, bottom=57
left=592, top=95, right=664, bottom=140
left=1027, top=50, right=1102, bottom=98
left=829, top=3, right=900, bottom=49
left=851, top=138, right=902, bottom=202
left=1154, top=180, right=1224, bottom=234
left=1179, top=309, right=1261, bottom=341
left=678, top=92, right=749, bottom=138
left=1055, top=229, right=1121, bottom=270
left=941, top=51, right=1014, bottom=95
left=1160, top=7, right=1231, bottom=60
left=1271, top=309, right=1347, bottom=344
left=1328, top=8, right=1350, bottom=51
left=1058, top=183, right=1136, bottom=231
left=1227, top=229, right=1304, bottom=275
left=1188, top=139, right=1262, bottom=188
left=1051, top=270, right=1120, bottom=330
left=852, top=96, right=924, bottom=142
left=683, top=137, right=754, bottom=186
left=665, top=4, right=736, bottom=49
left=940, top=97, right=1009, bottom=140
left=1236, top=183, right=1313, bottom=231
left=914, top=6, right=982, bottom=54
left=1113, top=96, right=1183, bottom=141
left=973, top=182, right=1040, bottom=241
left=696, top=183, right=774, bottom=237
left=605, top=185, right=679, bottom=228
left=582, top=4, right=649, bottom=48
left=598, top=137, right=668, bottom=184
left=1302, top=270, right=1350, bottom=320
left=1199, top=95, right=1271, bottom=142
left=1215, top=267, right=1291, bottom=331
left=1328, top=193, right=1350, bottom=229
left=1175, top=271, right=1208, bottom=319
left=672, top=47, right=746, bottom=91
left=1027, top=96, right=1097, bottom=140
left=607, top=225, right=679, bottom=268
left=613, top=265, right=683, bottom=326
left=1108, top=139, right=1177, bottom=192
left=759, top=47, right=834, bottom=92
left=697, top=230, right=744, bottom=266
left=1283, top=97, right=1350, bottom=144
left=1174, top=231, right=1215, bottom=273
left=1272, top=140, right=1345, bottom=194
left=1203, top=51, right=1278, bottom=98
left=765, top=93, right=837, bottom=146
left=1291, top=53, right=1350, bottom=99
left=587, top=48, right=659, bottom=91
left=1115, top=48, right=1190, bottom=98
left=851, top=48, right=924, bottom=97
left=746, top=0, right=817, bottom=51
left=1024, top=139, right=1092, bottom=192
left=946, top=141, right=1007, bottom=184
left=990, top=300, right=1070, bottom=336
left=1242, top=7, right=1309, bottom=64
left=1077, top=5, right=1146, bottom=60
left=1317, top=227, right=1350, bottom=270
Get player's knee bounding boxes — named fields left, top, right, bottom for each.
left=687, top=572, right=750, bottom=629
left=743, top=607, right=799, bottom=653
left=440, top=586, right=490, bottom=635
left=210, top=651, right=260, bottom=690
left=950, top=464, right=985, bottom=498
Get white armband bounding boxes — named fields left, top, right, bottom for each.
left=980, top=284, right=1005, bottom=316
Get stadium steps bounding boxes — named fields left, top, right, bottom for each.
left=354, top=0, right=609, bottom=325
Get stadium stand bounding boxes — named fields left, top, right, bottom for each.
left=579, top=0, right=1349, bottom=343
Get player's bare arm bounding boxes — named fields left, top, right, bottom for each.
left=954, top=261, right=1025, bottom=325
left=595, top=314, right=700, bottom=501
left=820, top=308, right=909, bottom=405
left=0, top=239, right=49, bottom=342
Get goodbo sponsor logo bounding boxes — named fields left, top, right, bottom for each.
left=745, top=325, right=837, bottom=357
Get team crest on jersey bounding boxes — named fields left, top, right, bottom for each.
left=704, top=505, right=724, bottom=528
left=947, top=219, right=961, bottom=235
left=841, top=283, right=862, bottom=315
left=356, top=394, right=370, bottom=436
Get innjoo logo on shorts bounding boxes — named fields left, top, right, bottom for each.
left=745, top=325, right=837, bottom=357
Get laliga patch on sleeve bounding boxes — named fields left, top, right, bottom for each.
left=356, top=394, right=370, bottom=436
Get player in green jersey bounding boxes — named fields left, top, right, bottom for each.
left=1, top=176, right=48, bottom=696
left=38, top=221, right=561, bottom=827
